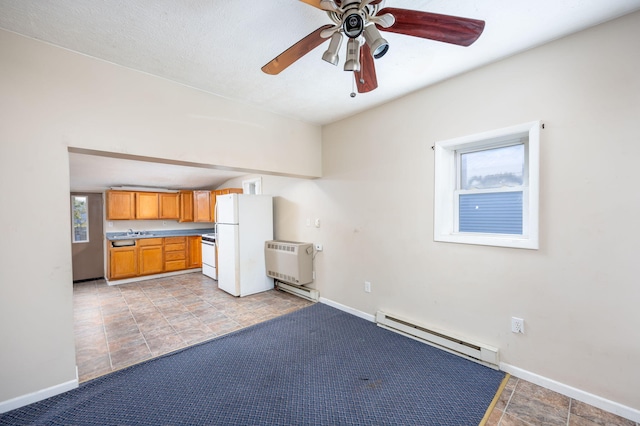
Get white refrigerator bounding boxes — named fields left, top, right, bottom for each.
left=215, top=193, right=274, bottom=297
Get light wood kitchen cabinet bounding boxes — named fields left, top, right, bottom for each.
left=108, top=235, right=204, bottom=281
left=179, top=190, right=194, bottom=222
left=136, top=192, right=159, bottom=219
left=138, top=238, right=164, bottom=276
left=108, top=245, right=137, bottom=280
left=193, top=191, right=212, bottom=222
left=212, top=188, right=243, bottom=222
left=164, top=236, right=187, bottom=271
left=106, top=188, right=245, bottom=222
left=106, top=191, right=135, bottom=220
left=187, top=236, right=202, bottom=269
left=159, top=193, right=180, bottom=219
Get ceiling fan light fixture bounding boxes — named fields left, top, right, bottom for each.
left=322, top=32, right=344, bottom=66
left=363, top=25, right=389, bottom=59
left=343, top=37, right=361, bottom=72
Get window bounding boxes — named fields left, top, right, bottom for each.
left=434, top=121, right=540, bottom=249
left=242, top=177, right=262, bottom=195
left=72, top=195, right=89, bottom=243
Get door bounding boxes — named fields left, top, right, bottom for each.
left=193, top=190, right=212, bottom=222
left=217, top=223, right=240, bottom=296
left=216, top=193, right=239, bottom=224
left=201, top=239, right=216, bottom=279
left=71, top=193, right=105, bottom=281
left=135, top=192, right=159, bottom=219
left=187, top=236, right=202, bottom=268
left=138, top=239, right=164, bottom=276
left=109, top=246, right=137, bottom=280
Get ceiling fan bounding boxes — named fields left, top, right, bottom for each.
left=262, top=0, right=485, bottom=95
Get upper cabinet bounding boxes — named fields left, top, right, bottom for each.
left=106, top=188, right=243, bottom=221
left=193, top=190, right=212, bottom=222
left=136, top=192, right=159, bottom=219
left=137, top=192, right=180, bottom=220
left=106, top=191, right=135, bottom=220
left=159, top=193, right=180, bottom=220
left=179, top=190, right=194, bottom=223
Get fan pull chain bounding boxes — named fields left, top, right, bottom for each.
left=350, top=74, right=356, bottom=98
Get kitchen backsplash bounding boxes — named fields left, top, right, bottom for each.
left=106, top=220, right=215, bottom=233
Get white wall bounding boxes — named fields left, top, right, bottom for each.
left=305, top=11, right=640, bottom=412
left=0, top=29, right=321, bottom=407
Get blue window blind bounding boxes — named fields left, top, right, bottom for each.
left=459, top=192, right=523, bottom=234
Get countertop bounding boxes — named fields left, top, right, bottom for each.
left=106, top=228, right=214, bottom=241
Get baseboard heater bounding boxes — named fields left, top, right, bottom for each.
left=275, top=280, right=319, bottom=302
left=376, top=311, right=499, bottom=369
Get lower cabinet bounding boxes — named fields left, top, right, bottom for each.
left=164, top=236, right=187, bottom=272
left=187, top=236, right=202, bottom=269
left=138, top=238, right=164, bottom=276
left=108, top=235, right=201, bottom=281
left=109, top=246, right=138, bottom=280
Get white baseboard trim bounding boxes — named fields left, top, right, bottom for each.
left=319, top=297, right=375, bottom=322
left=500, top=362, right=640, bottom=423
left=0, top=376, right=79, bottom=414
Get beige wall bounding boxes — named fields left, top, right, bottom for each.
left=0, top=29, right=321, bottom=405
left=310, top=11, right=640, bottom=410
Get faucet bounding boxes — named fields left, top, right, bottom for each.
left=127, top=228, right=134, bottom=236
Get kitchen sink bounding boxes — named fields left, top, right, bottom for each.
left=111, top=233, right=157, bottom=240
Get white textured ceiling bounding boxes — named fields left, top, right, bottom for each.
left=2, top=0, right=640, bottom=126
left=3, top=0, right=640, bottom=191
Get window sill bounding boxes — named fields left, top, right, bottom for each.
left=435, top=232, right=538, bottom=250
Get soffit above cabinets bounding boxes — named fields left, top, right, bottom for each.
left=68, top=151, right=248, bottom=192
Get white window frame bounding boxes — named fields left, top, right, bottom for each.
left=71, top=195, right=90, bottom=244
left=242, top=177, right=262, bottom=195
left=434, top=121, right=540, bottom=250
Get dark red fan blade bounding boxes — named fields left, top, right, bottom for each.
left=262, top=25, right=333, bottom=75
left=377, top=7, right=485, bottom=47
left=355, top=44, right=378, bottom=93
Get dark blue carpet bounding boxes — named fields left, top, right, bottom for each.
left=0, top=303, right=505, bottom=425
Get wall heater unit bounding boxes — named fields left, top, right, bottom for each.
left=265, top=241, right=313, bottom=285
left=376, top=311, right=499, bottom=369
left=265, top=240, right=318, bottom=301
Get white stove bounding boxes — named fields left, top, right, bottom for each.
left=201, top=233, right=217, bottom=280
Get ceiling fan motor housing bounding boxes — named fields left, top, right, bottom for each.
left=342, top=3, right=365, bottom=38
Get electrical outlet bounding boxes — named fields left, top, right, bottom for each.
left=364, top=281, right=371, bottom=293
left=315, top=243, right=323, bottom=251
left=511, top=317, right=525, bottom=334
left=314, top=218, right=321, bottom=228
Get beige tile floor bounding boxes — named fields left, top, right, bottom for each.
left=73, top=272, right=313, bottom=382
left=74, top=273, right=636, bottom=425
left=485, top=375, right=637, bottom=426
